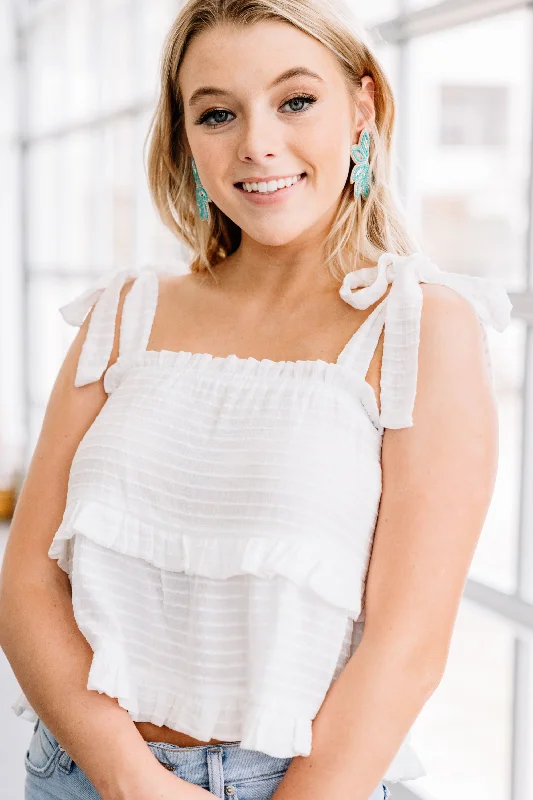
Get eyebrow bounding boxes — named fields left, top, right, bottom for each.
left=187, top=67, right=324, bottom=107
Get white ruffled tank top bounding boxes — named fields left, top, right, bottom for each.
left=12, top=251, right=512, bottom=782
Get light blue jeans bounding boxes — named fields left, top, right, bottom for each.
left=25, top=716, right=392, bottom=800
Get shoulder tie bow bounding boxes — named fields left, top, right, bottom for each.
left=59, top=266, right=164, bottom=388
left=339, top=251, right=513, bottom=428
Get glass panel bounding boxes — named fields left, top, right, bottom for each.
left=64, top=0, right=100, bottom=123
left=138, top=0, right=180, bottom=100
left=407, top=0, right=442, bottom=10
left=100, top=0, right=135, bottom=111
left=57, top=131, right=99, bottom=271
left=0, top=0, right=15, bottom=63
left=526, top=650, right=533, bottom=799
left=107, top=117, right=136, bottom=268
left=353, top=0, right=399, bottom=25
left=404, top=10, right=532, bottom=293
left=26, top=3, right=67, bottom=135
left=28, top=275, right=91, bottom=409
left=27, top=140, right=60, bottom=269
left=469, top=319, right=525, bottom=593
left=375, top=42, right=400, bottom=96
left=410, top=599, right=514, bottom=800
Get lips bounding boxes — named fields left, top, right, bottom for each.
left=233, top=173, right=307, bottom=206
left=233, top=172, right=306, bottom=195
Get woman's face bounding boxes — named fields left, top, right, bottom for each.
left=179, top=20, right=374, bottom=248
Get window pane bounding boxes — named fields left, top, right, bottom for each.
left=58, top=131, right=100, bottom=271
left=64, top=0, right=100, bottom=123
left=410, top=599, right=514, bottom=800
left=27, top=140, right=60, bottom=268
left=351, top=0, right=399, bottom=25
left=404, top=11, right=532, bottom=293
left=27, top=275, right=90, bottom=408
left=403, top=12, right=531, bottom=593
left=27, top=4, right=66, bottom=136
left=407, top=0, right=442, bottom=9
left=527, top=652, right=533, bottom=798
left=469, top=319, right=525, bottom=593
left=138, top=0, right=180, bottom=100
left=106, top=117, right=136, bottom=268
left=100, top=0, right=136, bottom=110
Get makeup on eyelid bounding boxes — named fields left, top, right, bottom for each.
left=194, top=93, right=318, bottom=126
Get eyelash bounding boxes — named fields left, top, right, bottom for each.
left=195, top=93, right=318, bottom=128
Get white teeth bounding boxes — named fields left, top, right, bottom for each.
left=241, top=174, right=303, bottom=194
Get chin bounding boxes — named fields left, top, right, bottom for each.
left=239, top=221, right=312, bottom=248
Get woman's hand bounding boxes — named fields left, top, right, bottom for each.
left=107, top=758, right=219, bottom=800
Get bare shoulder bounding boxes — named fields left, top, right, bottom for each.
left=408, top=281, right=496, bottom=432
left=418, top=282, right=489, bottom=379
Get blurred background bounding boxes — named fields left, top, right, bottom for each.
left=0, top=1, right=532, bottom=798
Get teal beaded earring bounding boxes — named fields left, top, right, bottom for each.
left=191, top=157, right=210, bottom=221
left=350, top=128, right=373, bottom=200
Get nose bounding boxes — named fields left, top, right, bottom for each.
left=236, top=111, right=281, bottom=163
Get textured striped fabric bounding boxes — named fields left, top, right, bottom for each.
left=12, top=251, right=512, bottom=781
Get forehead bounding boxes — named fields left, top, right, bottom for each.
left=179, top=20, right=344, bottom=96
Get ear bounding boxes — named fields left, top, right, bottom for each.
left=353, top=75, right=376, bottom=140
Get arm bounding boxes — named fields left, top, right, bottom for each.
left=272, top=283, right=499, bottom=800
left=0, top=281, right=198, bottom=799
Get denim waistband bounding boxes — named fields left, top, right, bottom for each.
left=39, top=717, right=293, bottom=786
left=149, top=740, right=293, bottom=785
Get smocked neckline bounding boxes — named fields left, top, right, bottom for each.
left=106, top=347, right=355, bottom=381
left=149, top=348, right=339, bottom=368
left=102, top=348, right=384, bottom=432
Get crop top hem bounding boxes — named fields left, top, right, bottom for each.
left=11, top=647, right=427, bottom=781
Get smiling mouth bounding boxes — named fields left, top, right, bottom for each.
left=234, top=173, right=306, bottom=194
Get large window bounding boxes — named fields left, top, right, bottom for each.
left=371, top=5, right=533, bottom=800
left=16, top=0, right=183, bottom=454
left=1, top=2, right=532, bottom=800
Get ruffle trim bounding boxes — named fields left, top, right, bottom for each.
left=102, top=349, right=383, bottom=431
left=11, top=691, right=38, bottom=723
left=385, top=732, right=428, bottom=782
left=104, top=348, right=341, bottom=391
left=88, top=641, right=313, bottom=758
left=48, top=499, right=368, bottom=619
left=11, top=646, right=427, bottom=780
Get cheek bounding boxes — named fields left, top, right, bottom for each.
left=313, top=144, right=352, bottom=199
left=304, top=121, right=352, bottom=186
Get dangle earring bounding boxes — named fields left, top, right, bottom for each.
left=191, top=157, right=210, bottom=222
left=350, top=127, right=373, bottom=200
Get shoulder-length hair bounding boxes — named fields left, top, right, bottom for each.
left=144, top=0, right=419, bottom=280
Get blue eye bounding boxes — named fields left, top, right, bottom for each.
left=198, top=108, right=231, bottom=128
left=282, top=94, right=317, bottom=113
left=195, top=93, right=317, bottom=128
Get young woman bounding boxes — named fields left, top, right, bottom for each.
left=0, top=0, right=512, bottom=799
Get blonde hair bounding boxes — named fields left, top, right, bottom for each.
left=144, top=0, right=419, bottom=281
